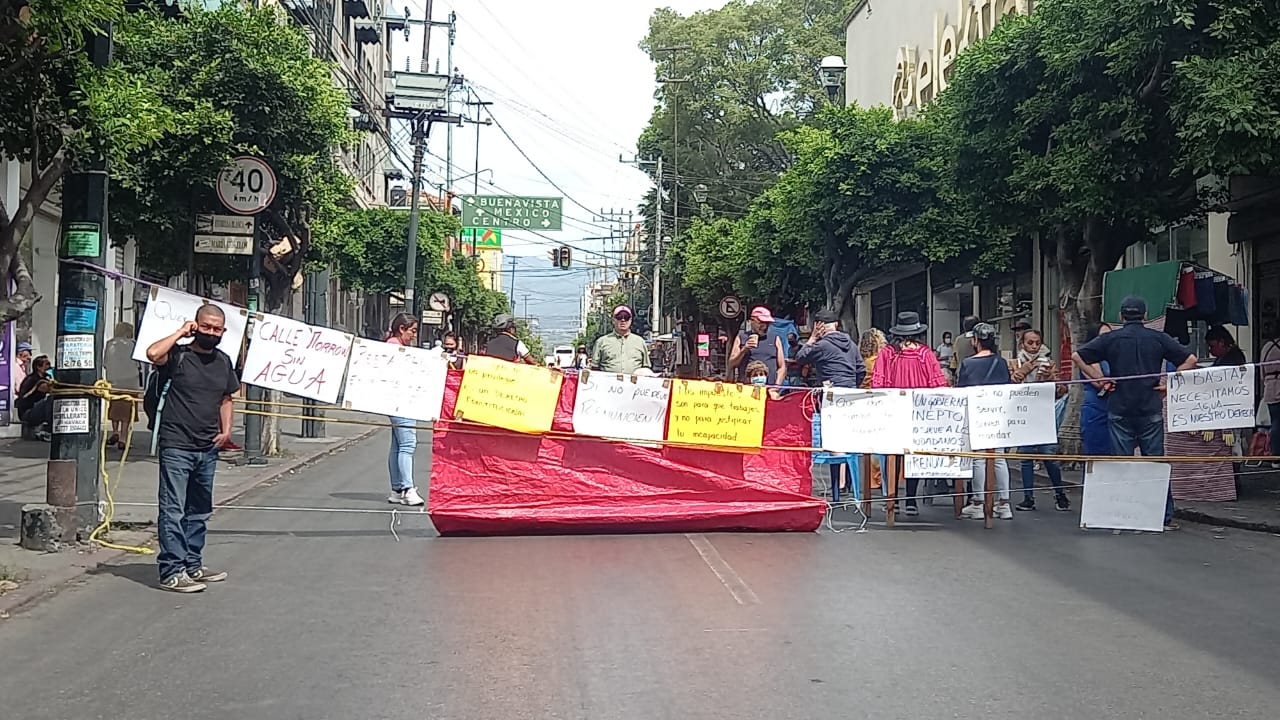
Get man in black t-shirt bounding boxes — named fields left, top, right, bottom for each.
left=145, top=304, right=240, bottom=593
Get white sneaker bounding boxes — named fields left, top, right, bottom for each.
left=996, top=503, right=1014, bottom=520
left=401, top=487, right=425, bottom=506
left=961, top=503, right=985, bottom=520
left=387, top=490, right=405, bottom=504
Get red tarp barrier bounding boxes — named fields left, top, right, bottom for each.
left=427, top=371, right=825, bottom=535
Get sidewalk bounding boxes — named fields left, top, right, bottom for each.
left=0, top=414, right=379, bottom=616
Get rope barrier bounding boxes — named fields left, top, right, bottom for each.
left=44, top=380, right=1277, bottom=464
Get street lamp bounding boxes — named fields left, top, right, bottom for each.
left=819, top=55, right=847, bottom=103
left=693, top=183, right=708, bottom=203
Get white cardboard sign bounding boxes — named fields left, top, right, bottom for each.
left=967, top=382, right=1057, bottom=450
left=242, top=314, right=352, bottom=404
left=52, top=398, right=90, bottom=434
left=132, top=286, right=248, bottom=363
left=819, top=388, right=913, bottom=455
left=572, top=371, right=671, bottom=443
left=341, top=338, right=448, bottom=422
left=1165, top=364, right=1256, bottom=433
left=1079, top=461, right=1171, bottom=532
left=906, top=389, right=972, bottom=479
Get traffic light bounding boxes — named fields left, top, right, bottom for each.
left=549, top=248, right=558, bottom=267
left=558, top=245, right=572, bottom=269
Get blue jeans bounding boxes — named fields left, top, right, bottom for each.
left=1019, top=444, right=1065, bottom=502
left=157, top=446, right=218, bottom=581
left=1108, top=414, right=1174, bottom=523
left=388, top=417, right=417, bottom=491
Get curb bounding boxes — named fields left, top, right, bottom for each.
left=0, top=428, right=379, bottom=618
left=1175, top=508, right=1280, bottom=535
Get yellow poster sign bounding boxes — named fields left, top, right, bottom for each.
left=665, top=379, right=767, bottom=450
left=453, top=355, right=563, bottom=434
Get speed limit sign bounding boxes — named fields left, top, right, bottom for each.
left=217, top=156, right=277, bottom=215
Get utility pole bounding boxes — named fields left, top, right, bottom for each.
left=242, top=217, right=266, bottom=464
left=466, top=93, right=494, bottom=194
left=508, top=257, right=517, bottom=313
left=653, top=156, right=664, bottom=336
left=404, top=114, right=427, bottom=337
left=522, top=294, right=530, bottom=320
left=444, top=12, right=456, bottom=193
left=653, top=45, right=689, bottom=339
left=420, top=0, right=433, bottom=72
left=47, top=21, right=112, bottom=536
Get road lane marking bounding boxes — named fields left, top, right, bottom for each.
left=685, top=533, right=760, bottom=605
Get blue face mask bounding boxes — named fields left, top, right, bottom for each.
left=750, top=375, right=768, bottom=386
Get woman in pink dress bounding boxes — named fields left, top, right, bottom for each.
left=871, top=312, right=950, bottom=516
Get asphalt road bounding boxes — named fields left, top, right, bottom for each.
left=2, top=431, right=1279, bottom=719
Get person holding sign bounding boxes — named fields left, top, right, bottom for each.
left=1073, top=296, right=1196, bottom=530
left=384, top=313, right=426, bottom=507
left=145, top=304, right=240, bottom=593
left=956, top=324, right=1014, bottom=520
left=871, top=312, right=948, bottom=516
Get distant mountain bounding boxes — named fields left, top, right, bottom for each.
left=504, top=254, right=591, bottom=350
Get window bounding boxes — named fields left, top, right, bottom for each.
left=1125, top=220, right=1208, bottom=267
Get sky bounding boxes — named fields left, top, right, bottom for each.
left=386, top=0, right=721, bottom=336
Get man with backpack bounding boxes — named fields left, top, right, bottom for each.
left=145, top=305, right=241, bottom=593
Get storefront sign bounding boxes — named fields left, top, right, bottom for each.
left=890, top=0, right=1032, bottom=118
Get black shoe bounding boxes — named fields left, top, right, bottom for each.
left=1015, top=498, right=1036, bottom=511
left=1054, top=494, right=1071, bottom=512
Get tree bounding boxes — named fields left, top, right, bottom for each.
left=0, top=0, right=173, bottom=322
left=315, top=207, right=458, bottom=293
left=638, top=0, right=852, bottom=321
left=108, top=3, right=351, bottom=308
left=937, top=1, right=1231, bottom=346
left=515, top=319, right=544, bottom=362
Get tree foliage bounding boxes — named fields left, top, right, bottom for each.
left=109, top=3, right=352, bottom=308
left=637, top=0, right=852, bottom=322
left=0, top=0, right=174, bottom=322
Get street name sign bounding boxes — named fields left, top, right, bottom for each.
left=194, top=234, right=253, bottom=255
left=460, top=195, right=563, bottom=231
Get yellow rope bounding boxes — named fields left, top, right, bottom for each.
left=49, top=381, right=1270, bottom=467
left=81, top=381, right=153, bottom=555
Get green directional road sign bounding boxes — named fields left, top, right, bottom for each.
left=460, top=195, right=563, bottom=231
left=462, top=227, right=503, bottom=249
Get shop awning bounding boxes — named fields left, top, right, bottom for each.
left=1101, top=260, right=1181, bottom=323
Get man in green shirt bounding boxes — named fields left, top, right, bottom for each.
left=591, top=305, right=650, bottom=374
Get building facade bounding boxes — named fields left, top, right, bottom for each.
left=842, top=0, right=1253, bottom=362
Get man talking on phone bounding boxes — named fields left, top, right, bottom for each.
left=145, top=304, right=240, bottom=593
left=729, top=306, right=786, bottom=385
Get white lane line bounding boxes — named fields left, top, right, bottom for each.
left=686, top=533, right=761, bottom=605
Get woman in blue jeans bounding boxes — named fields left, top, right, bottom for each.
left=384, top=313, right=424, bottom=506
left=1010, top=329, right=1070, bottom=511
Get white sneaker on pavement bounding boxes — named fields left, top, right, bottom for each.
left=996, top=502, right=1014, bottom=520
left=387, top=490, right=405, bottom=504
left=401, top=487, right=425, bottom=506
left=961, top=503, right=984, bottom=520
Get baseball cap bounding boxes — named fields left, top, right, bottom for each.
left=812, top=309, right=838, bottom=324
left=1012, top=319, right=1032, bottom=331
left=16, top=342, right=31, bottom=352
left=492, top=313, right=514, bottom=329
left=1120, top=295, right=1147, bottom=318
left=613, top=305, right=633, bottom=319
left=750, top=306, right=775, bottom=323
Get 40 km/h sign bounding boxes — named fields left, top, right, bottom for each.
left=460, top=195, right=563, bottom=231
left=217, top=156, right=277, bottom=215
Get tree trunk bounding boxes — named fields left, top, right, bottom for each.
left=0, top=151, right=66, bottom=323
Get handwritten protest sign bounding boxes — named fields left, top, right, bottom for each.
left=818, top=388, right=912, bottom=455
left=1079, top=461, right=1171, bottom=532
left=1165, top=364, right=1255, bottom=433
left=967, top=382, right=1056, bottom=450
left=453, top=354, right=563, bottom=434
left=666, top=380, right=766, bottom=449
left=133, top=286, right=248, bottom=363
left=341, top=339, right=448, bottom=422
left=242, top=314, right=353, bottom=404
left=905, top=389, right=971, bottom=479
left=572, top=371, right=671, bottom=442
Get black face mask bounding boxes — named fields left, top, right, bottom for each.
left=193, top=331, right=222, bottom=351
